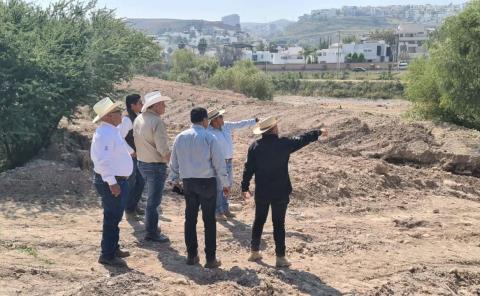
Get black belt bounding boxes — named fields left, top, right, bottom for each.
left=95, top=173, right=128, bottom=182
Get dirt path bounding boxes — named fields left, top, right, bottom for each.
left=1, top=77, right=480, bottom=295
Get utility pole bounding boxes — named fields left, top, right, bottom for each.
left=336, top=31, right=341, bottom=79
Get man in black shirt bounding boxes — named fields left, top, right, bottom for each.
left=241, top=116, right=328, bottom=267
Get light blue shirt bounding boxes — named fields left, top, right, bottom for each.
left=169, top=124, right=230, bottom=187
left=207, top=119, right=256, bottom=159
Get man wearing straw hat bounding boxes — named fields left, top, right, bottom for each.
left=207, top=108, right=258, bottom=221
left=133, top=90, right=171, bottom=243
left=90, top=97, right=133, bottom=266
left=241, top=116, right=328, bottom=267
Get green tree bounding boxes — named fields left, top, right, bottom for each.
left=405, top=0, right=480, bottom=129
left=369, top=29, right=396, bottom=46
left=268, top=42, right=279, bottom=53
left=197, top=38, right=207, bottom=55
left=0, top=0, right=162, bottom=170
left=342, top=35, right=357, bottom=44
left=169, top=49, right=218, bottom=85
left=351, top=52, right=359, bottom=62
left=256, top=41, right=266, bottom=51
left=358, top=53, right=366, bottom=62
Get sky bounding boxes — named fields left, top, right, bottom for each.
left=32, top=0, right=468, bottom=22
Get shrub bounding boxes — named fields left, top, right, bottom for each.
left=405, top=0, right=480, bottom=129
left=168, top=49, right=218, bottom=85
left=209, top=60, right=273, bottom=100
left=0, top=0, right=162, bottom=170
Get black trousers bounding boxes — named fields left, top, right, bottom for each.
left=183, top=178, right=217, bottom=261
left=251, top=201, right=288, bottom=257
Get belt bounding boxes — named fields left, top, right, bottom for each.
left=115, top=176, right=128, bottom=182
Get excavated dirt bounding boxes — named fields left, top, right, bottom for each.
left=1, top=76, right=480, bottom=295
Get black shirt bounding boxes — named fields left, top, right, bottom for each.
left=241, top=130, right=321, bottom=204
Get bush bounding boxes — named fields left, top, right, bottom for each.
left=168, top=49, right=218, bottom=85
left=405, top=0, right=480, bottom=129
left=209, top=60, right=273, bottom=100
left=0, top=0, right=162, bottom=170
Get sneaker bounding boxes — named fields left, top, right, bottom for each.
left=224, top=210, right=236, bottom=218
left=186, top=255, right=200, bottom=265
left=248, top=251, right=262, bottom=262
left=275, top=256, right=291, bottom=268
left=204, top=259, right=222, bottom=269
left=115, top=249, right=130, bottom=258
left=215, top=213, right=227, bottom=222
left=145, top=233, right=170, bottom=243
left=98, top=256, right=127, bottom=267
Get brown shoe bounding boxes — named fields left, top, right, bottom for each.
left=115, top=249, right=130, bottom=258
left=204, top=259, right=222, bottom=269
left=98, top=256, right=127, bottom=267
left=248, top=251, right=262, bottom=262
left=224, top=210, right=236, bottom=218
left=215, top=213, right=227, bottom=222
left=275, top=256, right=291, bottom=268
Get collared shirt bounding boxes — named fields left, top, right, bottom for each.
left=207, top=119, right=256, bottom=159
left=90, top=122, right=133, bottom=185
left=133, top=110, right=170, bottom=163
left=118, top=116, right=135, bottom=152
left=169, top=124, right=230, bottom=188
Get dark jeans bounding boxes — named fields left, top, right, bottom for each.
left=137, top=161, right=167, bottom=236
left=125, top=158, right=145, bottom=213
left=251, top=201, right=288, bottom=257
left=93, top=174, right=129, bottom=260
left=183, top=178, right=217, bottom=261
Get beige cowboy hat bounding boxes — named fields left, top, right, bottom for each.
left=92, top=97, right=123, bottom=123
left=141, top=90, right=171, bottom=113
left=207, top=108, right=226, bottom=120
left=253, top=116, right=278, bottom=135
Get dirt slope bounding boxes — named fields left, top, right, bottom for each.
left=1, top=76, right=480, bottom=295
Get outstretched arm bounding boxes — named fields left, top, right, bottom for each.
left=224, top=118, right=257, bottom=130
left=288, top=130, right=322, bottom=154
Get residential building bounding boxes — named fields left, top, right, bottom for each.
left=316, top=41, right=391, bottom=63
left=396, top=23, right=433, bottom=60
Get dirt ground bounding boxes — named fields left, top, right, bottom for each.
left=1, top=76, right=480, bottom=295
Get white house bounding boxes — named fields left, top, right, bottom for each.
left=397, top=23, right=433, bottom=60
left=316, top=41, right=391, bottom=63
left=241, top=46, right=306, bottom=65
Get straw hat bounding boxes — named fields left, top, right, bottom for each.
left=92, top=97, right=123, bottom=123
left=141, top=91, right=171, bottom=113
left=207, top=108, right=226, bottom=120
left=253, top=116, right=278, bottom=135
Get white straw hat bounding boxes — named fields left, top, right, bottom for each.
left=92, top=97, right=123, bottom=123
left=253, top=116, right=278, bottom=135
left=141, top=91, right=171, bottom=113
left=207, top=108, right=226, bottom=120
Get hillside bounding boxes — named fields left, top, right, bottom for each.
left=241, top=19, right=294, bottom=38
left=275, top=16, right=396, bottom=45
left=1, top=77, right=480, bottom=295
left=126, top=18, right=237, bottom=35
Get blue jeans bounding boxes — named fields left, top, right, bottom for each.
left=94, top=174, right=129, bottom=260
left=125, top=158, right=145, bottom=213
left=138, top=161, right=167, bottom=236
left=216, top=159, right=233, bottom=214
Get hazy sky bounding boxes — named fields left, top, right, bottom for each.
left=31, top=0, right=468, bottom=22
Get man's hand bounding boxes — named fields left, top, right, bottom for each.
left=131, top=151, right=137, bottom=158
left=109, top=184, right=121, bottom=197
left=223, top=187, right=231, bottom=197
left=242, top=191, right=252, bottom=200
left=320, top=128, right=329, bottom=138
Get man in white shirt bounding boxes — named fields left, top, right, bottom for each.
left=90, top=97, right=133, bottom=266
left=207, top=108, right=258, bottom=221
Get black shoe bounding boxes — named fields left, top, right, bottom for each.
left=186, top=255, right=200, bottom=265
left=98, top=256, right=127, bottom=267
left=115, top=249, right=130, bottom=258
left=145, top=233, right=170, bottom=243
left=204, top=259, right=221, bottom=269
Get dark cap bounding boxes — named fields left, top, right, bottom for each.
left=190, top=107, right=208, bottom=123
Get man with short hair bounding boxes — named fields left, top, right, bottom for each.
left=241, top=116, right=328, bottom=268
left=169, top=107, right=230, bottom=268
left=90, top=97, right=133, bottom=266
left=133, top=91, right=171, bottom=243
left=207, top=108, right=258, bottom=221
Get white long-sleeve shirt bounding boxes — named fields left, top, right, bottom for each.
left=90, top=122, right=133, bottom=185
left=207, top=119, right=257, bottom=159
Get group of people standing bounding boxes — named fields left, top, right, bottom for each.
left=90, top=90, right=327, bottom=269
